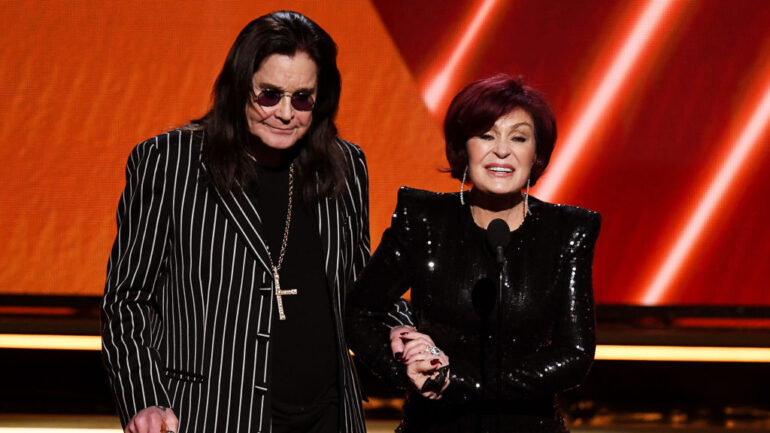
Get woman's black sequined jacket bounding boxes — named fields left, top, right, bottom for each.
left=347, top=187, right=601, bottom=432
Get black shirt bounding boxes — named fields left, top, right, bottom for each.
left=253, top=163, right=339, bottom=427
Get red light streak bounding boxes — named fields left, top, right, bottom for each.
left=536, top=0, right=685, bottom=202
left=420, top=0, right=505, bottom=118
left=639, top=70, right=770, bottom=305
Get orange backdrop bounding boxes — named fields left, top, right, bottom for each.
left=0, top=0, right=451, bottom=296
left=3, top=1, right=770, bottom=305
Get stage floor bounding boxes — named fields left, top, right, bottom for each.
left=0, top=415, right=769, bottom=433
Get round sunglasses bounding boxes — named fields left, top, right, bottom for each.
left=252, top=88, right=315, bottom=111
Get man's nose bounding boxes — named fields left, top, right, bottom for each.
left=274, top=96, right=294, bottom=122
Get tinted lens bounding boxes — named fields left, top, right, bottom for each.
left=290, top=94, right=314, bottom=111
left=254, top=90, right=314, bottom=111
left=255, top=89, right=282, bottom=107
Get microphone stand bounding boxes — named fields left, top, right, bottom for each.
left=495, top=246, right=505, bottom=433
left=472, top=277, right=495, bottom=433
left=478, top=304, right=488, bottom=433
left=485, top=218, right=510, bottom=433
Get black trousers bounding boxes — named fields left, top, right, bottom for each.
left=272, top=401, right=339, bottom=433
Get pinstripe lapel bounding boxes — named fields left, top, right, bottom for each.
left=317, top=195, right=341, bottom=291
left=201, top=162, right=272, bottom=275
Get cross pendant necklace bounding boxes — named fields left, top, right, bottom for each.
left=265, top=163, right=297, bottom=320
left=273, top=266, right=297, bottom=320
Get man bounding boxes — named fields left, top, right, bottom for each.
left=102, top=11, right=368, bottom=433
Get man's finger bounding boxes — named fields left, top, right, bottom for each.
left=163, top=409, right=179, bottom=433
left=402, top=337, right=435, bottom=356
left=390, top=337, right=405, bottom=360
left=125, top=420, right=136, bottom=433
left=438, top=352, right=450, bottom=366
left=409, top=357, right=440, bottom=375
left=389, top=326, right=414, bottom=360
left=403, top=352, right=433, bottom=366
left=402, top=338, right=438, bottom=361
left=145, top=413, right=163, bottom=433
left=399, top=331, right=435, bottom=345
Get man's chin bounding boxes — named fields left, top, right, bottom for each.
left=260, top=133, right=300, bottom=150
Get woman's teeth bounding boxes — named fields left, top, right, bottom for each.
left=488, top=167, right=513, bottom=173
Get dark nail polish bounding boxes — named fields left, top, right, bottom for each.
left=395, top=352, right=402, bottom=361
left=431, top=359, right=440, bottom=365
left=400, top=331, right=409, bottom=335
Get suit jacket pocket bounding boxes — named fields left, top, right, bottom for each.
left=164, top=367, right=207, bottom=384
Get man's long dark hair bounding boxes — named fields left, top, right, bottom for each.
left=195, top=10, right=346, bottom=203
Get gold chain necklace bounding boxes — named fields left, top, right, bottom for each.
left=266, top=163, right=296, bottom=320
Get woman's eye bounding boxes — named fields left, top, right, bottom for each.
left=479, top=134, right=494, bottom=140
left=512, top=136, right=527, bottom=142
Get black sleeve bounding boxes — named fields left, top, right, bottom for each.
left=101, top=138, right=172, bottom=425
left=346, top=191, right=415, bottom=391
left=339, top=139, right=371, bottom=297
left=383, top=298, right=415, bottom=328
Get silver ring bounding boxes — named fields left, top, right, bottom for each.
left=425, top=344, right=441, bottom=356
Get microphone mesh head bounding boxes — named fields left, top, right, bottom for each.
left=486, top=218, right=510, bottom=249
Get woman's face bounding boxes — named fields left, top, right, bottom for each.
left=466, top=107, right=536, bottom=196
left=245, top=51, right=318, bottom=150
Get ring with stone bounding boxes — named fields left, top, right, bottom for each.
left=425, top=344, right=441, bottom=356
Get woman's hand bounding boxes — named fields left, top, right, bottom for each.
left=406, top=359, right=450, bottom=399
left=392, top=328, right=450, bottom=399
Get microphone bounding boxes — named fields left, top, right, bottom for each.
left=486, top=218, right=510, bottom=266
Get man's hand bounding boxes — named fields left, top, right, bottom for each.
left=125, top=405, right=178, bottom=433
left=389, top=325, right=416, bottom=361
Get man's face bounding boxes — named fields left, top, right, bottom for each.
left=245, top=51, right=318, bottom=150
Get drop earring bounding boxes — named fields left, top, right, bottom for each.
left=460, top=166, right=468, bottom=205
left=522, top=177, right=532, bottom=217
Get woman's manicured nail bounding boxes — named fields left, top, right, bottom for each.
left=395, top=352, right=402, bottom=361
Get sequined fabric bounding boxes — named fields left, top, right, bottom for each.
left=347, top=187, right=601, bottom=433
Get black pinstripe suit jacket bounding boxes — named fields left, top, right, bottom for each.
left=101, top=128, right=369, bottom=433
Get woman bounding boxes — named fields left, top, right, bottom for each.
left=347, top=74, right=600, bottom=432
left=102, top=11, right=369, bottom=433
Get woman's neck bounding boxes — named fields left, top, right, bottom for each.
left=469, top=189, right=527, bottom=231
